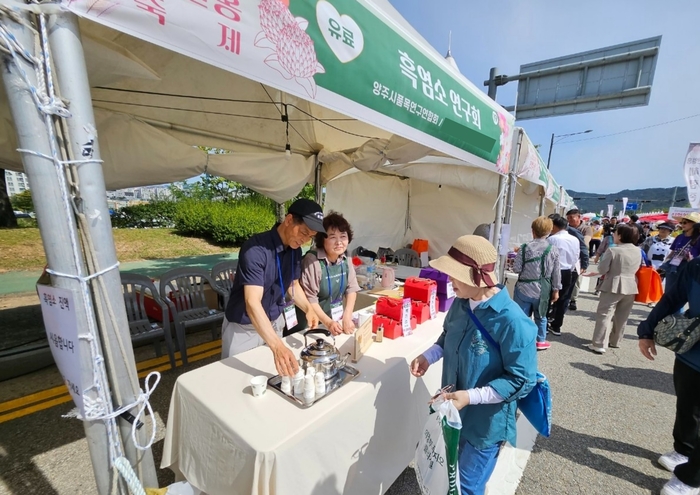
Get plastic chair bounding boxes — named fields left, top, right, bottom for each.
left=159, top=267, right=228, bottom=365
left=211, top=260, right=237, bottom=309
left=394, top=248, right=420, bottom=267
left=120, top=273, right=177, bottom=369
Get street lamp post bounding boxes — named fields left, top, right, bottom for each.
left=546, top=129, right=593, bottom=170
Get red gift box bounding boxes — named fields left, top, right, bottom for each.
left=377, top=296, right=434, bottom=324
left=404, top=277, right=437, bottom=303
left=376, top=296, right=404, bottom=321
left=412, top=300, right=432, bottom=324
left=372, top=314, right=417, bottom=339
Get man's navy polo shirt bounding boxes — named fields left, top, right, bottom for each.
left=225, top=225, right=302, bottom=325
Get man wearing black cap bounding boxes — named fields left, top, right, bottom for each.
left=221, top=199, right=324, bottom=376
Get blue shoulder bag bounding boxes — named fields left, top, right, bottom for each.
left=467, top=309, right=552, bottom=437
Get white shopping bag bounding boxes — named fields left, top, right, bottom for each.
left=415, top=398, right=462, bottom=495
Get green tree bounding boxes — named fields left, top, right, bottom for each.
left=10, top=190, right=34, bottom=212
left=169, top=174, right=267, bottom=203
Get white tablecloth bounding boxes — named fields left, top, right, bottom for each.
left=161, top=315, right=445, bottom=495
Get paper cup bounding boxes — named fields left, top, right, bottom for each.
left=250, top=375, right=268, bottom=397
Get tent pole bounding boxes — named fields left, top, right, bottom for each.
left=492, top=177, right=506, bottom=259
left=47, top=10, right=157, bottom=488
left=276, top=202, right=285, bottom=223
left=497, top=129, right=524, bottom=282
left=0, top=9, right=116, bottom=494
left=314, top=155, right=322, bottom=206
left=538, top=188, right=546, bottom=216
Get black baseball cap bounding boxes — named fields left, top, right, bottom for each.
left=288, top=199, right=326, bottom=233
left=657, top=223, right=674, bottom=231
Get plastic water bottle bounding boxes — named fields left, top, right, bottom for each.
left=366, top=263, right=375, bottom=290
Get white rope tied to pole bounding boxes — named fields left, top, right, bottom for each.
left=80, top=372, right=161, bottom=451
left=46, top=261, right=120, bottom=281
left=113, top=457, right=147, bottom=495
left=0, top=14, right=70, bottom=118
left=17, top=147, right=104, bottom=166
left=1, top=10, right=155, bottom=494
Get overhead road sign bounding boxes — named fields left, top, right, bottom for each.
left=496, top=36, right=661, bottom=120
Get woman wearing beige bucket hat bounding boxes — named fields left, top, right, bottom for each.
left=410, top=235, right=538, bottom=495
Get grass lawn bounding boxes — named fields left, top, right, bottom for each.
left=0, top=228, right=235, bottom=272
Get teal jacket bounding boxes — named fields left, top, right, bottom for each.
left=436, top=287, right=538, bottom=449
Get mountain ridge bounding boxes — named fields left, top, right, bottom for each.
left=566, top=186, right=688, bottom=214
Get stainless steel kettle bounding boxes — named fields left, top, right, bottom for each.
left=300, top=329, right=349, bottom=380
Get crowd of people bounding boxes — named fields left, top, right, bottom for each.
left=412, top=209, right=700, bottom=494
left=217, top=198, right=699, bottom=495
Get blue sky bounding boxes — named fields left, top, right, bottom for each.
left=389, top=0, right=699, bottom=194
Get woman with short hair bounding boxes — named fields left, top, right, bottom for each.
left=512, top=216, right=561, bottom=350
left=587, top=224, right=642, bottom=353
left=299, top=211, right=361, bottom=335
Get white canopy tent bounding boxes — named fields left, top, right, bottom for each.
left=1, top=0, right=518, bottom=203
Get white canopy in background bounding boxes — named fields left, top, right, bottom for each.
left=325, top=167, right=553, bottom=259
left=323, top=127, right=572, bottom=259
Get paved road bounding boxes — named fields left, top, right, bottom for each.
left=515, top=292, right=676, bottom=495
left=0, top=290, right=677, bottom=494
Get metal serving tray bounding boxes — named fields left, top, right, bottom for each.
left=268, top=365, right=360, bottom=408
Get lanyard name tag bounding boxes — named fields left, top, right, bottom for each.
left=330, top=300, right=343, bottom=321
left=446, top=281, right=456, bottom=299
left=429, top=287, right=437, bottom=319
left=283, top=302, right=298, bottom=329
left=401, top=298, right=412, bottom=336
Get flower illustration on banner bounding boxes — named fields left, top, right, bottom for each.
left=495, top=112, right=513, bottom=174
left=519, top=143, right=540, bottom=181
left=255, top=0, right=325, bottom=98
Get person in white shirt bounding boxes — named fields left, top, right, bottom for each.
left=642, top=223, right=674, bottom=270
left=547, top=215, right=582, bottom=336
